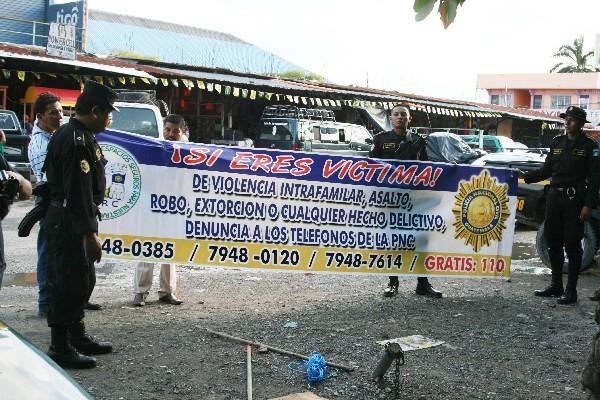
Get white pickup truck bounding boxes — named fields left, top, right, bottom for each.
left=109, top=101, right=163, bottom=139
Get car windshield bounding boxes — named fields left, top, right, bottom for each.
left=0, top=113, right=17, bottom=130
left=258, top=122, right=292, bottom=141
left=110, top=107, right=159, bottom=137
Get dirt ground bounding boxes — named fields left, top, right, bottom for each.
left=1, top=199, right=599, bottom=400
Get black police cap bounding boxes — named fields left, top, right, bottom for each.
left=82, top=80, right=119, bottom=112
left=559, top=105, right=589, bottom=123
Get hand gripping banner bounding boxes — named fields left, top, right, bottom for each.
left=97, top=130, right=517, bottom=278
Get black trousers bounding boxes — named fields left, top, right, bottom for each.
left=44, top=207, right=96, bottom=328
left=544, top=188, right=584, bottom=289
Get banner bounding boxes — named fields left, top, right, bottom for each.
left=97, top=131, right=517, bottom=278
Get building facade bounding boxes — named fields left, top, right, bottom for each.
left=477, top=73, right=600, bottom=126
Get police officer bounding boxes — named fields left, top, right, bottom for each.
left=44, top=80, right=116, bottom=368
left=369, top=104, right=442, bottom=298
left=522, top=106, right=600, bottom=305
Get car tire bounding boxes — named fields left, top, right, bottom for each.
left=535, top=221, right=599, bottom=273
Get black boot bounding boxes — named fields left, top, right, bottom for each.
left=557, top=290, right=577, bottom=304
left=415, top=277, right=443, bottom=298
left=535, top=256, right=563, bottom=297
left=47, top=327, right=96, bottom=369
left=70, top=321, right=113, bottom=355
left=534, top=281, right=563, bottom=297
left=557, top=249, right=581, bottom=305
left=557, top=261, right=579, bottom=305
left=383, top=277, right=399, bottom=298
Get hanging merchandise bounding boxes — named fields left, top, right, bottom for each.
left=224, top=86, right=232, bottom=96
left=141, top=77, right=150, bottom=84
left=215, top=84, right=222, bottom=94
left=170, top=79, right=179, bottom=87
left=196, top=80, right=206, bottom=89
left=241, top=88, right=248, bottom=98
left=160, top=78, right=168, bottom=87
left=265, top=92, right=273, bottom=100
left=249, top=90, right=256, bottom=100
left=17, top=71, right=25, bottom=81
left=233, top=87, right=240, bottom=97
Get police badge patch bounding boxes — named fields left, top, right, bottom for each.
left=81, top=160, right=90, bottom=173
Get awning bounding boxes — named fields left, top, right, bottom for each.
left=22, top=86, right=81, bottom=107
left=0, top=50, right=156, bottom=80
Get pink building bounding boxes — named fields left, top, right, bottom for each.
left=476, top=73, right=600, bottom=126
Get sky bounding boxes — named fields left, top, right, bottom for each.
left=87, top=0, right=600, bottom=102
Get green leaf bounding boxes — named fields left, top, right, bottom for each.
left=414, top=0, right=438, bottom=21
left=440, top=0, right=458, bottom=28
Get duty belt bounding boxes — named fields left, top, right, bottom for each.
left=50, top=200, right=66, bottom=208
left=552, top=186, right=579, bottom=200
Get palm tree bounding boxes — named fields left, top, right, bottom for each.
left=550, top=37, right=599, bottom=73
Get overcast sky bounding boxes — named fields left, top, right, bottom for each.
left=87, top=0, right=600, bottom=102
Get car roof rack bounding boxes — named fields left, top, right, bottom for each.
left=113, top=90, right=157, bottom=104
left=262, top=105, right=336, bottom=122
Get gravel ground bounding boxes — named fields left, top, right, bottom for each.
left=1, top=199, right=599, bottom=400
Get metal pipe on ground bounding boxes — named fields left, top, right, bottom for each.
left=202, top=327, right=356, bottom=372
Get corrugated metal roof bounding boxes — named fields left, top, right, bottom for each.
left=86, top=10, right=305, bottom=75
left=0, top=42, right=560, bottom=123
left=0, top=47, right=155, bottom=78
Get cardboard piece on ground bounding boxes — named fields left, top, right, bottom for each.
left=376, top=335, right=444, bottom=351
left=270, top=392, right=328, bottom=400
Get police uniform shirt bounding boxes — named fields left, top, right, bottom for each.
left=525, top=133, right=600, bottom=207
left=45, top=117, right=107, bottom=234
left=369, top=130, right=427, bottom=161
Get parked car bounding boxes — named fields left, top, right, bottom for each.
left=255, top=105, right=373, bottom=156
left=0, top=320, right=92, bottom=399
left=0, top=109, right=32, bottom=181
left=462, top=134, right=528, bottom=154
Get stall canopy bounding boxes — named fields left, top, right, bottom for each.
left=22, top=86, right=81, bottom=107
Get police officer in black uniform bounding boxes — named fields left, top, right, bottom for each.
left=523, top=106, right=600, bottom=305
left=369, top=104, right=443, bottom=298
left=44, top=80, right=117, bottom=368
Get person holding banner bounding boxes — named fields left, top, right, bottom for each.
left=43, top=80, right=116, bottom=369
left=369, top=104, right=443, bottom=299
left=132, top=114, right=187, bottom=307
left=522, top=106, right=600, bottom=305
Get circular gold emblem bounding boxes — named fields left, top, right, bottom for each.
left=452, top=170, right=510, bottom=252
left=80, top=159, right=90, bottom=174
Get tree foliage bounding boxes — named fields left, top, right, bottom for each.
left=413, top=0, right=466, bottom=29
left=111, top=49, right=160, bottom=62
left=278, top=70, right=325, bottom=82
left=550, top=37, right=599, bottom=73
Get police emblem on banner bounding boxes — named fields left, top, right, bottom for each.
left=100, top=143, right=141, bottom=220
left=452, top=170, right=510, bottom=252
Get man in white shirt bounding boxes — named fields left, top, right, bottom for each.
left=133, top=115, right=187, bottom=306
left=28, top=93, right=62, bottom=316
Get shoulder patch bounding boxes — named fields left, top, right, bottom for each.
left=74, top=129, right=87, bottom=147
